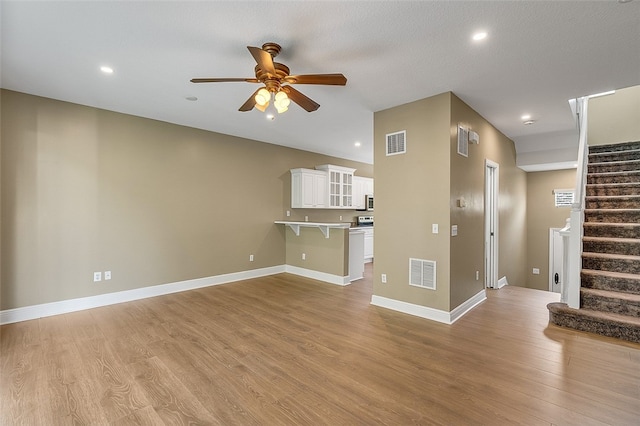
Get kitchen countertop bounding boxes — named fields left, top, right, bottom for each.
left=275, top=220, right=351, bottom=238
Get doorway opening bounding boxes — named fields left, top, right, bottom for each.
left=485, top=160, right=499, bottom=289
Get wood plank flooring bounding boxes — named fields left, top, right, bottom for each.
left=2, top=264, right=640, bottom=425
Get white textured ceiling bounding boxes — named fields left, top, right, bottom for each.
left=2, top=1, right=639, bottom=165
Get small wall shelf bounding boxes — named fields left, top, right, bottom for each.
left=275, top=221, right=350, bottom=239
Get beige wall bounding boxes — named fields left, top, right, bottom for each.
left=373, top=92, right=527, bottom=312
left=588, top=85, right=640, bottom=146
left=373, top=93, right=452, bottom=311
left=449, top=94, right=527, bottom=307
left=0, top=90, right=371, bottom=310
left=284, top=227, right=348, bottom=276
left=526, top=169, right=576, bottom=291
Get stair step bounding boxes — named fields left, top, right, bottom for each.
left=588, top=159, right=640, bottom=173
left=581, top=269, right=640, bottom=295
left=583, top=222, right=640, bottom=238
left=582, top=252, right=640, bottom=274
left=582, top=236, right=640, bottom=256
left=584, top=195, right=640, bottom=209
left=587, top=170, right=640, bottom=184
left=584, top=208, right=640, bottom=223
left=580, top=288, right=640, bottom=317
left=547, top=302, right=640, bottom=343
left=586, top=182, right=640, bottom=196
left=588, top=149, right=640, bottom=163
left=588, top=141, right=640, bottom=154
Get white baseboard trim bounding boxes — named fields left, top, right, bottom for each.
left=0, top=265, right=286, bottom=325
left=370, top=289, right=486, bottom=325
left=497, top=276, right=509, bottom=289
left=449, top=289, right=487, bottom=324
left=284, top=265, right=351, bottom=286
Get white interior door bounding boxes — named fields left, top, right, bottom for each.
left=549, top=228, right=563, bottom=293
left=485, top=160, right=499, bottom=289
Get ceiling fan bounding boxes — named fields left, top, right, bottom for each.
left=191, top=42, right=347, bottom=115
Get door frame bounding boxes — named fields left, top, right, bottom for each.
left=484, top=159, right=499, bottom=289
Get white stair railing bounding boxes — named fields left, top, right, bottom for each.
left=563, top=96, right=589, bottom=308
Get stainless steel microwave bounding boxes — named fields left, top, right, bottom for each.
left=365, top=194, right=374, bottom=211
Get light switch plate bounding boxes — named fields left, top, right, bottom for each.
left=451, top=225, right=458, bottom=236
left=432, top=224, right=438, bottom=234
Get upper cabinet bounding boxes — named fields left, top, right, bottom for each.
left=315, top=165, right=355, bottom=209
left=291, top=168, right=327, bottom=208
left=291, top=165, right=372, bottom=209
left=353, top=176, right=374, bottom=210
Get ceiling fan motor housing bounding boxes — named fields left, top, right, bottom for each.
left=255, top=62, right=290, bottom=92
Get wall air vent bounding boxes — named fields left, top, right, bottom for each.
left=457, top=125, right=469, bottom=157
left=409, top=258, right=436, bottom=290
left=386, top=130, right=406, bottom=156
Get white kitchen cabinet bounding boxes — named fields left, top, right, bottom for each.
left=290, top=168, right=327, bottom=208
left=316, top=165, right=355, bottom=209
left=353, top=176, right=374, bottom=210
left=363, top=227, right=374, bottom=262
left=349, top=229, right=365, bottom=281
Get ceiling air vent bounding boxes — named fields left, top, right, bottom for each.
left=386, top=130, right=406, bottom=156
left=457, top=125, right=469, bottom=157
left=409, top=258, right=436, bottom=290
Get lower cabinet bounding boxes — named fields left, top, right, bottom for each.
left=363, top=228, right=374, bottom=262
left=349, top=230, right=365, bottom=281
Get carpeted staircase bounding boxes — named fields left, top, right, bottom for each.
left=548, top=141, right=640, bottom=343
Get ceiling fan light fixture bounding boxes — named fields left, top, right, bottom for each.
left=255, top=88, right=271, bottom=106
left=274, top=90, right=290, bottom=113
left=255, top=102, right=268, bottom=112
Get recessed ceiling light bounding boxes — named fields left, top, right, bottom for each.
left=185, top=96, right=198, bottom=101
left=472, top=31, right=488, bottom=41
left=523, top=120, right=536, bottom=125
left=521, top=114, right=531, bottom=120
left=354, top=141, right=361, bottom=147
left=100, top=66, right=114, bottom=74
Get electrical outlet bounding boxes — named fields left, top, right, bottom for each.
left=305, top=216, right=309, bottom=222
left=286, top=210, right=291, bottom=217
left=475, top=271, right=479, bottom=281
left=249, top=254, right=254, bottom=262
left=381, top=274, right=387, bottom=283
left=302, top=253, right=306, bottom=260
left=104, top=271, right=111, bottom=280
left=339, top=215, right=343, bottom=221
left=93, top=272, right=102, bottom=282
left=451, top=225, right=458, bottom=236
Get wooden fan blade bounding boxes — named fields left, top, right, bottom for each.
left=239, top=88, right=261, bottom=112
left=281, top=86, right=320, bottom=112
left=191, top=78, right=259, bottom=83
left=247, top=46, right=276, bottom=75
left=284, top=74, right=347, bottom=85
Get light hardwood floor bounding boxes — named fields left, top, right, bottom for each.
left=2, top=264, right=640, bottom=425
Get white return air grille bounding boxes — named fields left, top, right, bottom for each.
left=409, top=258, right=436, bottom=290
left=457, top=125, right=469, bottom=157
left=386, top=130, right=406, bottom=156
